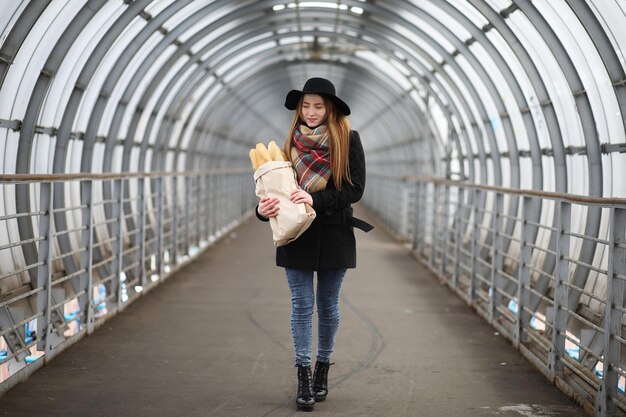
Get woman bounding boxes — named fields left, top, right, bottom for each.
left=256, top=77, right=372, bottom=411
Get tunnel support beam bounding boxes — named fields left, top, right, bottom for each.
left=595, top=207, right=626, bottom=416
left=548, top=201, right=571, bottom=381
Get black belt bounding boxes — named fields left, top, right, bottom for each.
left=348, top=216, right=374, bottom=233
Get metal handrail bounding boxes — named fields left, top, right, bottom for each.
left=0, top=168, right=249, bottom=183
left=371, top=173, right=626, bottom=206
left=363, top=173, right=626, bottom=416
left=0, top=169, right=256, bottom=396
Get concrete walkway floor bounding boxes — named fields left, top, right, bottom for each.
left=0, top=207, right=587, bottom=417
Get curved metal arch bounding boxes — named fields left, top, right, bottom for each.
left=427, top=1, right=528, bottom=187
left=101, top=0, right=278, bottom=174
left=147, top=44, right=417, bottom=173
left=93, top=2, right=278, bottom=253
left=155, top=28, right=457, bottom=177
left=184, top=55, right=420, bottom=172
left=515, top=1, right=602, bottom=195
left=361, top=1, right=505, bottom=188
left=96, top=4, right=468, bottom=178
left=150, top=19, right=482, bottom=184
left=191, top=59, right=434, bottom=174
left=466, top=0, right=572, bottom=326
left=514, top=0, right=603, bottom=319
left=0, top=0, right=50, bottom=86
left=52, top=0, right=151, bottom=175
left=203, top=64, right=439, bottom=176
left=35, top=0, right=153, bottom=294
left=96, top=4, right=468, bottom=180
left=468, top=0, right=568, bottom=193
left=79, top=0, right=197, bottom=174
left=564, top=0, right=626, bottom=138
left=563, top=0, right=626, bottom=371
left=13, top=1, right=109, bottom=288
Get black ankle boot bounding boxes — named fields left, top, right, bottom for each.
left=296, top=365, right=315, bottom=411
left=313, top=361, right=332, bottom=401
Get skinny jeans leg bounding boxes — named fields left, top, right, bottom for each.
left=316, top=269, right=346, bottom=363
left=285, top=269, right=314, bottom=367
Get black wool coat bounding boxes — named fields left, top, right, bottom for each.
left=256, top=130, right=368, bottom=271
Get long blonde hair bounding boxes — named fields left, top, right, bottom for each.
left=284, top=96, right=352, bottom=189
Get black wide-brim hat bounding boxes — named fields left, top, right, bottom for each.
left=285, top=77, right=351, bottom=116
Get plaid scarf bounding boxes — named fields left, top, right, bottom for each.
left=291, top=125, right=331, bottom=192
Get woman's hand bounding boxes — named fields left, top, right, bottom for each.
left=290, top=187, right=313, bottom=206
left=258, top=197, right=280, bottom=218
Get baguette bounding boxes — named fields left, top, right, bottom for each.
left=255, top=143, right=272, bottom=164
left=249, top=149, right=260, bottom=171
left=268, top=141, right=285, bottom=161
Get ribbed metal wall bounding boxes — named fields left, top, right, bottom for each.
left=1, top=1, right=625, bottom=414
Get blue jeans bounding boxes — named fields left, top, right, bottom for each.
left=285, top=268, right=347, bottom=367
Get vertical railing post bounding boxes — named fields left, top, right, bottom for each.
left=207, top=173, right=214, bottom=243
left=489, top=192, right=504, bottom=323
left=429, top=183, right=438, bottom=268
left=113, top=179, right=124, bottom=312
left=548, top=200, right=570, bottom=381
left=595, top=207, right=626, bottom=417
left=440, top=184, right=451, bottom=280
left=155, top=176, right=164, bottom=282
left=134, top=177, right=146, bottom=289
left=114, top=178, right=128, bottom=311
left=195, top=175, right=202, bottom=249
left=469, top=189, right=482, bottom=305
left=452, top=186, right=463, bottom=289
left=400, top=179, right=410, bottom=240
left=198, top=174, right=209, bottom=246
left=515, top=195, right=534, bottom=347
left=79, top=179, right=95, bottom=334
left=36, top=182, right=53, bottom=352
left=171, top=175, right=178, bottom=264
left=184, top=176, right=190, bottom=256
left=413, top=180, right=422, bottom=253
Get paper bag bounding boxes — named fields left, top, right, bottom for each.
left=254, top=161, right=316, bottom=246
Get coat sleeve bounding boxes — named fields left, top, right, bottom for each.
left=310, top=131, right=366, bottom=214
left=255, top=205, right=270, bottom=222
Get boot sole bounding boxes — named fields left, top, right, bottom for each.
left=297, top=403, right=315, bottom=412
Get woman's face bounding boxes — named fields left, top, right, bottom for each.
left=300, top=94, right=326, bottom=128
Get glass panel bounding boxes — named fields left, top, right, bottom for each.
left=76, top=15, right=147, bottom=132
left=117, top=44, right=179, bottom=141
left=39, top=2, right=126, bottom=128
left=443, top=64, right=489, bottom=154
left=418, top=2, right=472, bottom=45
left=435, top=72, right=478, bottom=157
left=507, top=9, right=582, bottom=155
left=31, top=133, right=54, bottom=174
left=588, top=0, right=626, bottom=72
left=100, top=32, right=169, bottom=137
left=0, top=1, right=27, bottom=43
left=214, top=41, right=275, bottom=77
left=143, top=61, right=198, bottom=145
left=382, top=20, right=443, bottom=63
left=354, top=50, right=411, bottom=90
left=447, top=0, right=489, bottom=27
left=535, top=1, right=619, bottom=150
left=162, top=0, right=229, bottom=32
left=483, top=0, right=513, bottom=10
left=456, top=54, right=506, bottom=156
left=484, top=29, right=544, bottom=151
left=144, top=0, right=177, bottom=17
left=469, top=42, right=524, bottom=152
left=0, top=0, right=84, bottom=120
